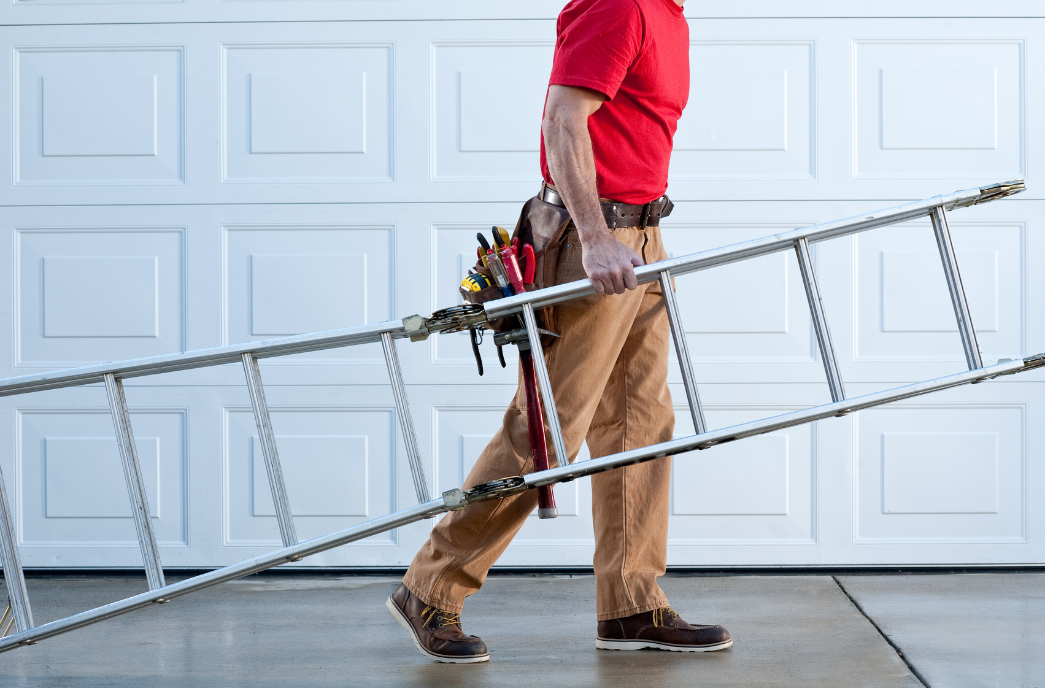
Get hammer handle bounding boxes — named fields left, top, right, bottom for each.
left=520, top=350, right=557, bottom=518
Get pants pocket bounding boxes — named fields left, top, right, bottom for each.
left=555, top=228, right=580, bottom=286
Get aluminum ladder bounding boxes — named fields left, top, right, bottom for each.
left=0, top=180, right=1040, bottom=652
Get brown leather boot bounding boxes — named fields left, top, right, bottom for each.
left=386, top=583, right=489, bottom=663
left=596, top=606, right=732, bottom=652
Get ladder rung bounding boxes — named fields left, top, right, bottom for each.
left=930, top=206, right=984, bottom=371
left=381, top=332, right=431, bottom=505
left=794, top=238, right=846, bottom=403
left=521, top=304, right=569, bottom=469
left=0, top=463, right=33, bottom=634
left=241, top=354, right=298, bottom=548
left=659, top=270, right=707, bottom=434
left=104, top=374, right=166, bottom=591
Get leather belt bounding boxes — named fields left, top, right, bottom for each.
left=540, top=183, right=673, bottom=229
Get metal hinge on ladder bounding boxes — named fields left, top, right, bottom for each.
left=0, top=600, right=16, bottom=638
left=402, top=304, right=487, bottom=342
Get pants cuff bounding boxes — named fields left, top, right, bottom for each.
left=400, top=574, right=465, bottom=614
left=596, top=598, right=669, bottom=622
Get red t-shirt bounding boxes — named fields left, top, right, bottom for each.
left=540, top=0, right=690, bottom=205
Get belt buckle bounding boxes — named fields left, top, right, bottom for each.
left=640, top=202, right=652, bottom=230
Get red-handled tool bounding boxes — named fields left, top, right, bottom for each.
left=520, top=349, right=557, bottom=518
left=521, top=243, right=536, bottom=284
left=501, top=245, right=527, bottom=295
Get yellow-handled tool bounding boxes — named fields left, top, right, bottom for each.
left=492, top=226, right=511, bottom=252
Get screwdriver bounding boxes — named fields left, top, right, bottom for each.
left=486, top=249, right=514, bottom=297
left=501, top=244, right=527, bottom=295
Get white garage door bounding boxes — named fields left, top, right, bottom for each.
left=1, top=2, right=1042, bottom=570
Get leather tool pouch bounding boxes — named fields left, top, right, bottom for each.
left=460, top=195, right=572, bottom=346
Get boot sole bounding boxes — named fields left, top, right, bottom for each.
left=596, top=638, right=733, bottom=653
left=386, top=595, right=490, bottom=664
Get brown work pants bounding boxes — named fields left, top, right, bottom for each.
left=403, top=225, right=674, bottom=620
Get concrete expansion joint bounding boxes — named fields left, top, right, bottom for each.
left=831, top=576, right=931, bottom=688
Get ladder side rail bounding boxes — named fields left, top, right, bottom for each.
left=794, top=238, right=846, bottom=403
left=103, top=374, right=166, bottom=591
left=0, top=464, right=33, bottom=633
left=241, top=354, right=298, bottom=547
left=930, top=206, right=984, bottom=370
left=2, top=353, right=1040, bottom=653
left=524, top=356, right=1032, bottom=489
left=659, top=270, right=707, bottom=434
left=0, top=320, right=411, bottom=399
left=381, top=332, right=431, bottom=504
left=521, top=304, right=569, bottom=469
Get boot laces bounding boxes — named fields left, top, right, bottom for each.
left=421, top=606, right=461, bottom=629
left=651, top=607, right=679, bottom=628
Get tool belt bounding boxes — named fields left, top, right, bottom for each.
left=539, top=183, right=674, bottom=230
left=460, top=184, right=674, bottom=341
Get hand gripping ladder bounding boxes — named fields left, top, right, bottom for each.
left=0, top=181, right=1041, bottom=653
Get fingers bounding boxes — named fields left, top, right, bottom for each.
left=588, top=265, right=624, bottom=294
left=587, top=264, right=634, bottom=294
left=622, top=264, right=638, bottom=291
left=582, top=234, right=644, bottom=294
left=621, top=248, right=641, bottom=291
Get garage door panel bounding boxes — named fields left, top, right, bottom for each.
left=222, top=43, right=392, bottom=184
left=15, top=46, right=185, bottom=187
left=431, top=42, right=553, bottom=182
left=854, top=220, right=1025, bottom=364
left=669, top=406, right=816, bottom=545
left=830, top=191, right=1041, bottom=386
left=17, top=407, right=188, bottom=549
left=852, top=40, right=1024, bottom=182
left=855, top=404, right=1025, bottom=544
left=15, top=227, right=186, bottom=369
left=663, top=223, right=819, bottom=366
left=223, top=406, right=396, bottom=546
left=673, top=40, right=814, bottom=181
left=221, top=223, right=392, bottom=365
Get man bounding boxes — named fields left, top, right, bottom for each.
left=387, top=0, right=731, bottom=662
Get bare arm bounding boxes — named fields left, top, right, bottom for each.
left=542, top=85, right=643, bottom=294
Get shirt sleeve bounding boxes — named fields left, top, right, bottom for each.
left=549, top=0, right=645, bottom=101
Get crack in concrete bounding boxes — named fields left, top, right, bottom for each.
left=832, top=575, right=931, bottom=687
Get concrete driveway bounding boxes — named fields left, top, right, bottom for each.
left=0, top=572, right=1042, bottom=687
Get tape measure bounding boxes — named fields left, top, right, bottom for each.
left=461, top=273, right=494, bottom=292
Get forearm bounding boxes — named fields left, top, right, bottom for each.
left=542, top=114, right=609, bottom=244
left=541, top=85, right=642, bottom=294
